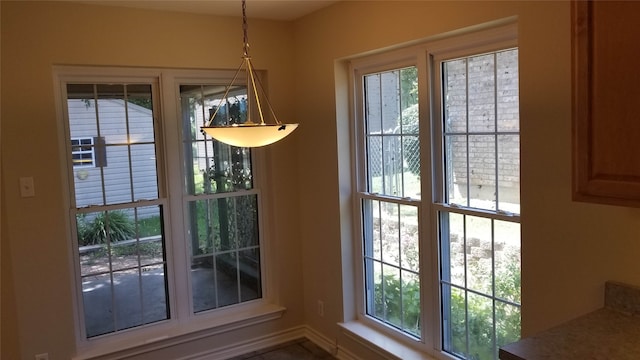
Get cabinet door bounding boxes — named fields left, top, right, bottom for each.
left=573, top=0, right=640, bottom=207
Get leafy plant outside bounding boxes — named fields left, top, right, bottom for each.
left=372, top=255, right=521, bottom=359
left=77, top=211, right=136, bottom=246
left=448, top=262, right=521, bottom=360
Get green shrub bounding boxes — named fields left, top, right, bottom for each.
left=77, top=211, right=136, bottom=246
left=373, top=274, right=421, bottom=336
left=373, top=260, right=521, bottom=360
left=447, top=261, right=521, bottom=360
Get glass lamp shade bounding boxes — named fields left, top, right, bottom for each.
left=201, top=123, right=299, bottom=148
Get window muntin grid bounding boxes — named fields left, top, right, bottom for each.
left=67, top=83, right=159, bottom=208
left=65, top=82, right=169, bottom=339
left=71, top=137, right=95, bottom=167
left=364, top=67, right=420, bottom=200
left=442, top=50, right=520, bottom=214
left=439, top=48, right=521, bottom=360
left=179, top=84, right=262, bottom=314
left=360, top=66, right=421, bottom=338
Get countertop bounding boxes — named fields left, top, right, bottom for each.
left=499, top=281, right=640, bottom=360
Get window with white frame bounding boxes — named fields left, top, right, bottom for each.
left=71, top=137, right=96, bottom=167
left=65, top=83, right=169, bottom=338
left=59, top=69, right=268, bottom=349
left=352, top=29, right=520, bottom=360
left=357, top=66, right=421, bottom=337
left=179, top=84, right=261, bottom=313
left=437, top=48, right=521, bottom=360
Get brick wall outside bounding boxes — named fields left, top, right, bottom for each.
left=364, top=49, right=519, bottom=205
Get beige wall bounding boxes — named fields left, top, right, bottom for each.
left=1, top=1, right=302, bottom=359
left=3, top=1, right=640, bottom=359
left=293, top=0, right=640, bottom=344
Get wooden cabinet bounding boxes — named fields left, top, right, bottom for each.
left=572, top=0, right=640, bottom=207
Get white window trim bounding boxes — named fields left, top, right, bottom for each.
left=53, top=66, right=285, bottom=359
left=343, top=21, right=518, bottom=360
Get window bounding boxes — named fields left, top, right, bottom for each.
left=352, top=27, right=519, bottom=360
left=359, top=67, right=421, bottom=336
left=66, top=83, right=168, bottom=338
left=71, top=137, right=95, bottom=167
left=438, top=49, right=521, bottom=360
left=179, top=84, right=261, bottom=313
left=58, top=68, right=272, bottom=352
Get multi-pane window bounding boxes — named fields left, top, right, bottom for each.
left=359, top=67, right=421, bottom=337
left=71, top=137, right=95, bottom=167
left=439, top=49, right=521, bottom=360
left=60, top=70, right=268, bottom=348
left=180, top=84, right=262, bottom=313
left=65, top=83, right=169, bottom=338
left=353, top=35, right=520, bottom=360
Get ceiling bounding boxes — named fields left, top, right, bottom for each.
left=71, top=0, right=340, bottom=21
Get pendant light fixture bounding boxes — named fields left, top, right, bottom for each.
left=200, top=0, right=298, bottom=147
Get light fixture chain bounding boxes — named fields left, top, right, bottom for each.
left=199, top=0, right=298, bottom=147
left=242, top=0, right=249, bottom=57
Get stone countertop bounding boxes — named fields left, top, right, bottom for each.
left=499, top=281, right=640, bottom=360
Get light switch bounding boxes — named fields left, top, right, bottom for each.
left=19, top=177, right=35, bottom=197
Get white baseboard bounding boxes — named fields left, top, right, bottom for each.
left=178, top=325, right=363, bottom=360
left=178, top=326, right=306, bottom=360
left=303, top=326, right=338, bottom=356
left=302, top=326, right=359, bottom=360
left=335, top=346, right=361, bottom=360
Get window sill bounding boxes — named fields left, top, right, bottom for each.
left=74, top=302, right=286, bottom=360
left=338, top=321, right=437, bottom=360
